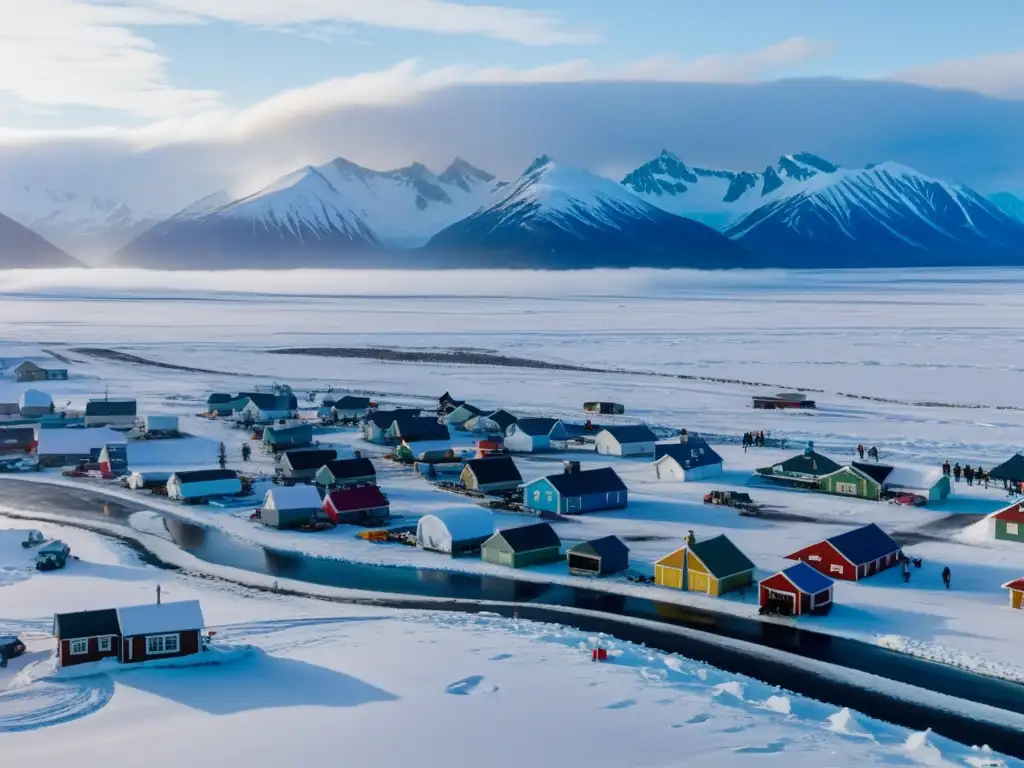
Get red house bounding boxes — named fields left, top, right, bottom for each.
left=53, top=600, right=205, bottom=667
left=759, top=561, right=835, bottom=616
left=786, top=523, right=901, bottom=581
left=324, top=486, right=390, bottom=525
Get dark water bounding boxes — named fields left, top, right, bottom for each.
left=4, top=479, right=1024, bottom=757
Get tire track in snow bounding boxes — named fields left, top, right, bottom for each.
left=0, top=677, right=114, bottom=733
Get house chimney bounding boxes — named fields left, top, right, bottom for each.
left=156, top=584, right=161, bottom=605
left=564, top=460, right=581, bottom=474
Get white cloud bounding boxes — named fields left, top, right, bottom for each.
left=892, top=51, right=1024, bottom=100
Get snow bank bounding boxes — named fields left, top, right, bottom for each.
left=878, top=635, right=1024, bottom=685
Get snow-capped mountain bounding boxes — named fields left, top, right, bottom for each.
left=989, top=192, right=1024, bottom=223
left=117, top=157, right=502, bottom=267
left=0, top=211, right=83, bottom=268
left=0, top=185, right=161, bottom=262
left=621, top=151, right=838, bottom=229
left=425, top=156, right=752, bottom=269
left=725, top=162, right=1024, bottom=266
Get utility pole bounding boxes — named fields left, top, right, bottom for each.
left=156, top=584, right=162, bottom=605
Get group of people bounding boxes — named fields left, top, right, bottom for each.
left=941, top=461, right=988, bottom=488
left=899, top=554, right=953, bottom=589
left=855, top=444, right=879, bottom=462
left=742, top=431, right=766, bottom=451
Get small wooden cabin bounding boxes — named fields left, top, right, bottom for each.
left=567, top=536, right=629, bottom=576
left=759, top=562, right=834, bottom=616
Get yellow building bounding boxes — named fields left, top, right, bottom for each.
left=654, top=535, right=756, bottom=598
left=1004, top=578, right=1024, bottom=610
left=654, top=548, right=686, bottom=589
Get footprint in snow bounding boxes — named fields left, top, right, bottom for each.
left=488, top=653, right=513, bottom=661
left=606, top=699, right=637, bottom=710
left=445, top=676, right=500, bottom=696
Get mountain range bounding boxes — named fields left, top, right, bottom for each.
left=0, top=211, right=82, bottom=268
left=3, top=151, right=1023, bottom=270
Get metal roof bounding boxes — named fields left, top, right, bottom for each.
left=599, top=425, right=657, bottom=444
left=320, top=457, right=376, bottom=480
left=777, top=561, right=834, bottom=594
left=825, top=523, right=901, bottom=566
left=173, top=468, right=238, bottom=483
left=689, top=535, right=755, bottom=579
left=282, top=448, right=338, bottom=471
left=654, top=440, right=723, bottom=469
left=85, top=399, right=137, bottom=416
left=492, top=522, right=560, bottom=553
left=543, top=467, right=627, bottom=497
left=53, top=608, right=121, bottom=639
left=568, top=535, right=629, bottom=560
left=465, top=456, right=522, bottom=485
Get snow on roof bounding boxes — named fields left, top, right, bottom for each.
left=18, top=389, right=52, bottom=408
left=882, top=466, right=945, bottom=490
left=37, top=427, right=125, bottom=455
left=417, top=508, right=494, bottom=543
left=264, top=485, right=322, bottom=510
left=117, top=600, right=205, bottom=637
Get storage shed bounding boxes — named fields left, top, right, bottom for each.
left=818, top=465, right=882, bottom=500
left=53, top=608, right=122, bottom=667
left=98, top=443, right=128, bottom=476
left=166, top=469, right=242, bottom=502
left=278, top=448, right=338, bottom=483
left=84, top=399, right=137, bottom=429
left=759, top=562, right=834, bottom=616
left=331, top=395, right=372, bottom=421
left=116, top=600, right=204, bottom=664
left=1003, top=578, right=1024, bottom=610
left=522, top=463, right=627, bottom=515
left=653, top=438, right=723, bottom=481
left=416, top=508, right=494, bottom=556
left=990, top=501, right=1024, bottom=544
left=314, top=457, right=376, bottom=490
left=37, top=427, right=125, bottom=467
left=504, top=417, right=568, bottom=453
left=18, top=388, right=53, bottom=418
left=481, top=523, right=561, bottom=568
left=567, top=535, right=629, bottom=576
left=261, top=423, right=313, bottom=452
left=142, top=415, right=179, bottom=434
left=654, top=547, right=687, bottom=590
left=683, top=535, right=755, bottom=597
left=595, top=425, right=658, bottom=457
left=323, top=486, right=390, bottom=525
left=128, top=471, right=173, bottom=490
left=15, top=360, right=68, bottom=382
left=786, top=523, right=902, bottom=581
left=261, top=486, right=323, bottom=529
left=460, top=456, right=523, bottom=494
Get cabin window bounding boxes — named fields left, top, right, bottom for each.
left=98, top=636, right=111, bottom=652
left=533, top=490, right=540, bottom=502
left=830, top=564, right=844, bottom=575
left=70, top=639, right=88, bottom=655
left=147, top=634, right=180, bottom=655
left=835, top=482, right=857, bottom=496
left=808, top=555, right=822, bottom=562
left=546, top=492, right=553, bottom=503
left=1008, top=522, right=1020, bottom=536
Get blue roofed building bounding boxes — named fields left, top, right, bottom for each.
left=522, top=462, right=627, bottom=515
left=653, top=437, right=724, bottom=481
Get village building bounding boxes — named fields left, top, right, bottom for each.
left=595, top=425, right=658, bottom=457
left=755, top=444, right=842, bottom=489
left=277, top=448, right=338, bottom=483
left=394, top=439, right=455, bottom=463
left=385, top=416, right=449, bottom=444
left=786, top=523, right=902, bottom=581
left=464, top=409, right=517, bottom=434
left=655, top=535, right=754, bottom=596
left=437, top=391, right=465, bottom=415
left=443, top=403, right=482, bottom=427
left=84, top=399, right=138, bottom=429
left=314, top=457, right=376, bottom=490
left=53, top=608, right=122, bottom=667
left=416, top=508, right=495, bottom=556
left=1003, top=578, right=1024, bottom=610
left=759, top=562, right=835, bottom=616
left=116, top=600, right=205, bottom=664
left=166, top=469, right=242, bottom=503
left=142, top=415, right=179, bottom=435
left=0, top=402, right=19, bottom=417
left=323, top=486, right=390, bottom=525
left=481, top=523, right=561, bottom=568
left=989, top=501, right=1024, bottom=544
left=238, top=393, right=297, bottom=423
left=989, top=453, right=1024, bottom=489
left=15, top=360, right=68, bottom=382
left=37, top=427, right=124, bottom=467
left=98, top=443, right=128, bottom=476
left=752, top=392, right=816, bottom=410
left=261, top=423, right=313, bottom=452
left=18, top=388, right=54, bottom=418
left=567, top=535, right=629, bottom=577
left=329, top=395, right=372, bottom=421
left=475, top=438, right=504, bottom=457
left=653, top=438, right=723, bottom=482
left=460, top=456, right=523, bottom=494
left=584, top=401, right=624, bottom=415
left=818, top=464, right=883, bottom=500
left=207, top=393, right=235, bottom=416
left=261, top=486, right=324, bottom=529
left=851, top=462, right=951, bottom=503
left=522, top=463, right=627, bottom=515
left=503, top=417, right=569, bottom=453
left=128, top=471, right=173, bottom=490
left=361, top=410, right=411, bottom=444
left=0, top=427, right=37, bottom=457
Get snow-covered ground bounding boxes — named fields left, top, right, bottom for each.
left=1, top=268, right=1024, bottom=679
left=1, top=520, right=1019, bottom=767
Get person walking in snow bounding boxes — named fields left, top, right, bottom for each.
left=867, top=446, right=878, bottom=462
left=902, top=560, right=911, bottom=583
left=941, top=566, right=951, bottom=590
left=758, top=430, right=765, bottom=447
left=964, top=465, right=974, bottom=487
left=941, top=460, right=951, bottom=477
left=241, top=442, right=251, bottom=462
left=857, top=444, right=865, bottom=461
left=742, top=433, right=749, bottom=453
left=953, top=463, right=962, bottom=483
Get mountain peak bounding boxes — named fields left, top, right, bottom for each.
left=524, top=155, right=555, bottom=176
left=440, top=157, right=495, bottom=183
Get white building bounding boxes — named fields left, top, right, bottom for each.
left=261, top=485, right=323, bottom=529
left=504, top=418, right=568, bottom=453
left=416, top=508, right=494, bottom=556
left=594, top=425, right=657, bottom=457
left=84, top=399, right=138, bottom=429
left=166, top=469, right=241, bottom=502
left=653, top=438, right=724, bottom=482
left=18, top=389, right=53, bottom=418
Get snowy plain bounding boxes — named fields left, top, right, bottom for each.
left=1, top=520, right=1020, bottom=768
left=1, top=268, right=1023, bottom=682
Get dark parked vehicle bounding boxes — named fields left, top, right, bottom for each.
left=0, top=635, right=26, bottom=667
